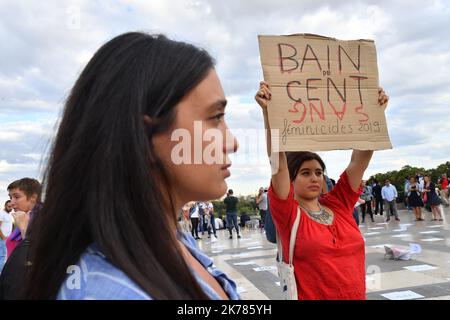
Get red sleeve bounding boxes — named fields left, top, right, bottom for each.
left=268, top=182, right=296, bottom=232
left=320, top=170, right=363, bottom=213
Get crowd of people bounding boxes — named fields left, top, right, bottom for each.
left=180, top=201, right=218, bottom=241
left=1, top=169, right=447, bottom=300
left=178, top=187, right=271, bottom=241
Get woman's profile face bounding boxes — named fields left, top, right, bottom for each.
left=293, top=159, right=324, bottom=200
left=153, top=69, right=238, bottom=203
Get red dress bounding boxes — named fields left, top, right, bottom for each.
left=268, top=171, right=365, bottom=300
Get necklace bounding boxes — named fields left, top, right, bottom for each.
left=299, top=203, right=334, bottom=225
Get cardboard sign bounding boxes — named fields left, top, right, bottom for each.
left=381, top=290, right=424, bottom=300
left=258, top=34, right=393, bottom=152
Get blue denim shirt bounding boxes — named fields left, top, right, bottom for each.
left=57, top=232, right=240, bottom=300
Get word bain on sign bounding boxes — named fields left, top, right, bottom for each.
left=277, top=42, right=371, bottom=124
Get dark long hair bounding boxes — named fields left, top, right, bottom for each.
left=24, top=32, right=214, bottom=299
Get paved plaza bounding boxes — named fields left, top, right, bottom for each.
left=197, top=206, right=450, bottom=300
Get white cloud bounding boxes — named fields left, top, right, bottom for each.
left=0, top=120, right=54, bottom=142
left=0, top=160, right=36, bottom=174
left=0, top=117, right=56, bottom=196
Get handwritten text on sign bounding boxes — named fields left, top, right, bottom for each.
left=258, top=34, right=392, bottom=152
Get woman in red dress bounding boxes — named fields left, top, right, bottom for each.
left=255, top=82, right=389, bottom=300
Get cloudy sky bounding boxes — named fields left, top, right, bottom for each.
left=1, top=0, right=450, bottom=205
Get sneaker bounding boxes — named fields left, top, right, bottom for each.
left=237, top=234, right=242, bottom=239
left=395, top=217, right=400, bottom=221
left=371, top=219, right=375, bottom=222
left=229, top=235, right=233, bottom=239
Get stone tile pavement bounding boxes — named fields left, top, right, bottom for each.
left=196, top=205, right=450, bottom=300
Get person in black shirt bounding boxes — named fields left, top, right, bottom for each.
left=372, top=180, right=383, bottom=215
left=223, top=189, right=240, bottom=239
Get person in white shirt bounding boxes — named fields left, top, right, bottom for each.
left=404, top=177, right=412, bottom=212
left=0, top=200, right=14, bottom=272
left=256, top=187, right=268, bottom=229
left=381, top=179, right=399, bottom=222
left=417, top=173, right=425, bottom=191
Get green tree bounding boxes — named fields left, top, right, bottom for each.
left=237, top=196, right=256, bottom=216
left=212, top=196, right=257, bottom=217
left=430, top=162, right=450, bottom=185
left=211, top=200, right=225, bottom=218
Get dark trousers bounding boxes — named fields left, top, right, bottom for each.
left=384, top=200, right=398, bottom=218
left=208, top=215, right=217, bottom=236
left=353, top=207, right=360, bottom=226
left=191, top=217, right=199, bottom=238
left=201, top=215, right=208, bottom=235
left=374, top=198, right=384, bottom=215
left=226, top=212, right=240, bottom=235
left=361, top=201, right=373, bottom=222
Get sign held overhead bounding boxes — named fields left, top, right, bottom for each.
left=258, top=33, right=392, bottom=152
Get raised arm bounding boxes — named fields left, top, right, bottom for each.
left=346, top=150, right=374, bottom=191
left=255, top=81, right=290, bottom=199
left=11, top=210, right=31, bottom=239
left=345, top=87, right=389, bottom=191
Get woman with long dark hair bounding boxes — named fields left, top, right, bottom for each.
left=255, top=81, right=389, bottom=299
left=22, top=32, right=239, bottom=299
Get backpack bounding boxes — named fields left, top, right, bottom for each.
left=0, top=238, right=32, bottom=299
